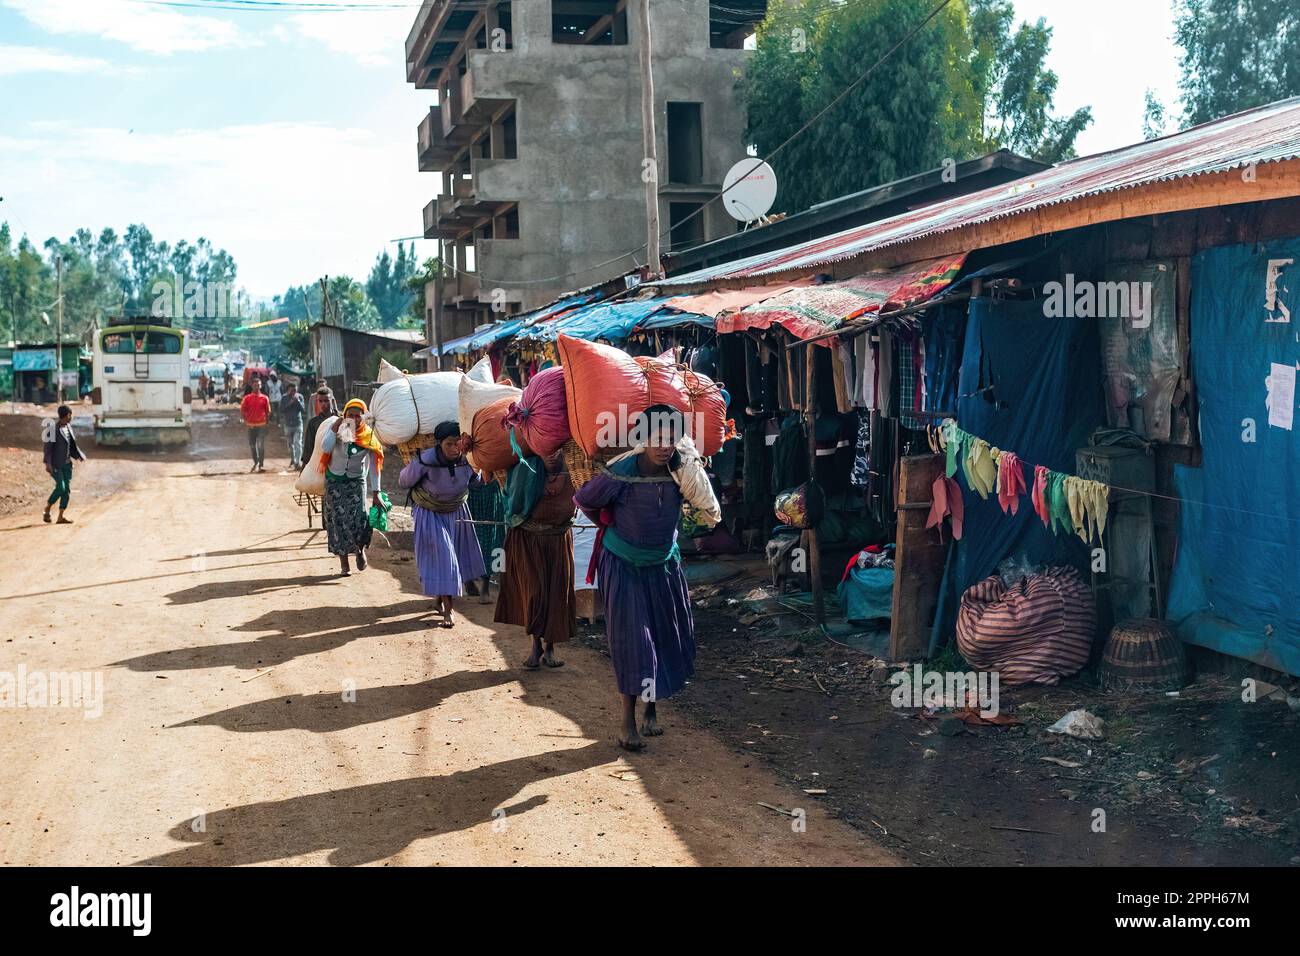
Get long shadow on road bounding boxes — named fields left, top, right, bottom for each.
left=171, top=669, right=518, bottom=733
left=136, top=742, right=605, bottom=866
left=110, top=601, right=436, bottom=672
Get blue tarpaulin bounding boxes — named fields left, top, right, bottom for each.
left=637, top=309, right=715, bottom=331
left=1168, top=238, right=1300, bottom=675
left=931, top=297, right=1104, bottom=652
left=542, top=297, right=673, bottom=342
left=468, top=318, right=522, bottom=351
left=439, top=332, right=478, bottom=355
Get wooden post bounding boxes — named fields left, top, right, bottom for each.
left=636, top=0, right=661, bottom=277
left=890, top=453, right=947, bottom=659
left=805, top=343, right=823, bottom=624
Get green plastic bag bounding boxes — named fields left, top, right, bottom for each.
left=368, top=491, right=392, bottom=531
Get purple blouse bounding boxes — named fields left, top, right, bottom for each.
left=574, top=459, right=681, bottom=550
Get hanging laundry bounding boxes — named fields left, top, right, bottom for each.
left=926, top=473, right=964, bottom=542
left=963, top=438, right=998, bottom=499
left=943, top=420, right=965, bottom=478
left=1080, top=479, right=1110, bottom=544
left=1032, top=464, right=1051, bottom=528
left=996, top=450, right=1027, bottom=515
left=1048, top=471, right=1073, bottom=536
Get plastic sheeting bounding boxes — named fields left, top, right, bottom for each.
left=1168, top=238, right=1300, bottom=675
left=546, top=297, right=673, bottom=342
left=1098, top=260, right=1182, bottom=441
left=730, top=254, right=966, bottom=341
left=931, top=297, right=1104, bottom=650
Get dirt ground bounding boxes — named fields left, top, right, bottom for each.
left=3, top=404, right=1295, bottom=867
left=580, top=591, right=1300, bottom=866
left=0, top=406, right=889, bottom=866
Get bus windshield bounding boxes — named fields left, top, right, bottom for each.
left=101, top=331, right=183, bottom=355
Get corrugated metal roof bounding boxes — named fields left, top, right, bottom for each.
left=659, top=96, right=1300, bottom=288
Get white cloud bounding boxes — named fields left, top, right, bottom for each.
left=2, top=0, right=245, bottom=55
left=290, top=5, right=410, bottom=68
left=0, top=120, right=432, bottom=296
left=0, top=43, right=111, bottom=75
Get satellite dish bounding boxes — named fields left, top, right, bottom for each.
left=722, top=159, right=778, bottom=222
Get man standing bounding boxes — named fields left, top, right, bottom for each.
left=281, top=381, right=306, bottom=471
left=43, top=405, right=87, bottom=525
left=240, top=377, right=271, bottom=473
left=301, top=384, right=337, bottom=470
left=266, top=373, right=282, bottom=425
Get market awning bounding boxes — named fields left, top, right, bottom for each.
left=469, top=318, right=523, bottom=350
left=546, top=297, right=673, bottom=341
left=635, top=309, right=715, bottom=331
left=733, top=254, right=967, bottom=342
left=668, top=280, right=813, bottom=331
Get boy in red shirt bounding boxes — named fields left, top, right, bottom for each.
left=240, top=377, right=271, bottom=472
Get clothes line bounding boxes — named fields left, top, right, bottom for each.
left=940, top=419, right=1300, bottom=529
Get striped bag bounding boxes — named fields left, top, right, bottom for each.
left=956, top=566, right=1096, bottom=686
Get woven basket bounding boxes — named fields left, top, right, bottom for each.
left=562, top=439, right=612, bottom=490
left=396, top=433, right=438, bottom=465
left=1100, top=618, right=1192, bottom=692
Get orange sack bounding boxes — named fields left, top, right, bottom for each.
left=559, top=333, right=729, bottom=457
left=468, top=395, right=530, bottom=475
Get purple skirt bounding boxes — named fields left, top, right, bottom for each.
left=412, top=503, right=487, bottom=597
left=596, top=549, right=695, bottom=700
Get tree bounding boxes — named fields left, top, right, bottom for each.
left=282, top=320, right=311, bottom=364
left=403, top=255, right=443, bottom=328
left=1142, top=89, right=1170, bottom=139
left=1173, top=0, right=1300, bottom=126
left=365, top=242, right=418, bottom=328
left=743, top=0, right=1091, bottom=214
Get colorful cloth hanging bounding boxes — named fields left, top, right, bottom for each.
left=996, top=450, right=1026, bottom=515
left=926, top=474, right=964, bottom=542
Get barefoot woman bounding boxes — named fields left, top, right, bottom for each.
left=573, top=405, right=695, bottom=751
left=495, top=449, right=575, bottom=669
left=398, top=421, right=487, bottom=627
left=319, top=398, right=383, bottom=576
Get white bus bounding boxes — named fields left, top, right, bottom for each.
left=91, top=323, right=192, bottom=446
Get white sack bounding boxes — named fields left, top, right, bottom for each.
left=458, top=375, right=521, bottom=433
left=376, top=358, right=405, bottom=384
left=467, top=355, right=494, bottom=383
left=294, top=415, right=338, bottom=494
left=369, top=372, right=462, bottom=445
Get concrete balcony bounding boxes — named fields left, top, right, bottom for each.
left=417, top=109, right=458, bottom=173
left=461, top=68, right=511, bottom=123
left=423, top=197, right=471, bottom=240
left=442, top=271, right=481, bottom=307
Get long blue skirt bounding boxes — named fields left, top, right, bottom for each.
left=412, top=503, right=487, bottom=597
left=597, top=550, right=695, bottom=700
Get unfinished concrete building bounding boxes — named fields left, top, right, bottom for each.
left=405, top=0, right=768, bottom=348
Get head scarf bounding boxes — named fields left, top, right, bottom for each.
left=318, top=398, right=385, bottom=475
left=430, top=420, right=462, bottom=475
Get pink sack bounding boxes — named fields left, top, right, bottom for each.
left=505, top=365, right=571, bottom=458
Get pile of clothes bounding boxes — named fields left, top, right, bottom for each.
left=955, top=564, right=1095, bottom=685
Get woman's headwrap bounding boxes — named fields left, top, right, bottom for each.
left=431, top=420, right=463, bottom=475
left=318, top=398, right=384, bottom=475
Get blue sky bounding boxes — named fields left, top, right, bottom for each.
left=0, top=0, right=1184, bottom=299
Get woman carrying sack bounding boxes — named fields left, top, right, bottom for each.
left=494, top=449, right=576, bottom=670
left=398, top=421, right=487, bottom=628
left=319, top=398, right=384, bottom=576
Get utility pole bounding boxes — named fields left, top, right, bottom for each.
left=636, top=0, right=661, bottom=279
left=432, top=239, right=445, bottom=371
left=55, top=254, right=64, bottom=404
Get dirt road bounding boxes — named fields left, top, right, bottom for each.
left=0, top=408, right=893, bottom=866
